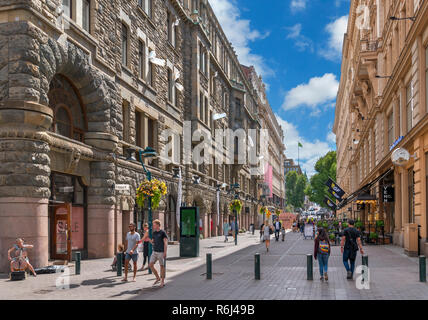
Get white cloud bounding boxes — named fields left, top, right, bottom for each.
left=319, top=15, right=348, bottom=61
left=290, top=0, right=307, bottom=12
left=327, top=132, right=336, bottom=144
left=286, top=24, right=313, bottom=52
left=276, top=114, right=333, bottom=177
left=282, top=73, right=339, bottom=111
left=210, top=0, right=273, bottom=77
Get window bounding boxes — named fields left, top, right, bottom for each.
left=406, top=82, right=413, bottom=132
left=138, top=41, right=145, bottom=79
left=199, top=43, right=204, bottom=74
left=82, top=0, right=90, bottom=32
left=139, top=0, right=152, bottom=18
left=148, top=50, right=154, bottom=86
left=167, top=12, right=172, bottom=44
left=55, top=107, right=72, bottom=138
left=168, top=69, right=173, bottom=103
left=199, top=92, right=204, bottom=121
left=408, top=168, right=415, bottom=223
left=426, top=46, right=428, bottom=111
left=387, top=112, right=394, bottom=147
left=122, top=101, right=130, bottom=143
left=121, top=23, right=128, bottom=66
left=204, top=97, right=208, bottom=124
left=135, top=111, right=143, bottom=148
left=235, top=98, right=241, bottom=118
left=63, top=0, right=72, bottom=18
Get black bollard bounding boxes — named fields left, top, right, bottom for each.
left=255, top=253, right=260, bottom=280
left=307, top=254, right=313, bottom=280
left=116, top=253, right=122, bottom=277
left=206, top=253, right=212, bottom=280
left=75, top=251, right=81, bottom=275
left=419, top=256, right=426, bottom=283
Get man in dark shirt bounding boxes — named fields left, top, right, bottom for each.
left=149, top=219, right=168, bottom=287
left=340, top=219, right=364, bottom=279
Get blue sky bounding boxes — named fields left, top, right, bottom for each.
left=210, top=0, right=350, bottom=176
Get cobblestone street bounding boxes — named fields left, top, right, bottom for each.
left=2, top=231, right=427, bottom=300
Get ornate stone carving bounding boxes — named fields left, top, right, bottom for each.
left=65, top=147, right=81, bottom=174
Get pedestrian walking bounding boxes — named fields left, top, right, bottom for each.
left=149, top=219, right=168, bottom=287
left=274, top=218, right=281, bottom=241
left=340, top=219, right=364, bottom=280
left=123, top=223, right=140, bottom=282
left=260, top=222, right=265, bottom=242
left=138, top=223, right=150, bottom=271
left=281, top=226, right=286, bottom=241
left=111, top=244, right=125, bottom=270
left=263, top=220, right=273, bottom=252
left=223, top=218, right=230, bottom=242
left=314, top=228, right=331, bottom=281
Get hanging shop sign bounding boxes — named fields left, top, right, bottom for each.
left=325, top=177, right=345, bottom=199
left=383, top=185, right=394, bottom=203
left=389, top=136, right=404, bottom=151
left=324, top=197, right=337, bottom=210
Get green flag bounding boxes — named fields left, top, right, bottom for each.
left=298, top=142, right=303, bottom=148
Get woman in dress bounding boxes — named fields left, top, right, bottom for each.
left=263, top=220, right=273, bottom=252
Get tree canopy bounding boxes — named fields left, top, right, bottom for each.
left=305, top=151, right=337, bottom=208
left=285, top=171, right=308, bottom=209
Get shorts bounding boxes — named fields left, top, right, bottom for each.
left=125, top=253, right=138, bottom=262
left=150, top=251, right=165, bottom=266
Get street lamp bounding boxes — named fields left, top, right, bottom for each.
left=138, top=146, right=158, bottom=274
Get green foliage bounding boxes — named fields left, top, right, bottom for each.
left=369, top=232, right=378, bottom=239
left=286, top=171, right=308, bottom=209
left=342, top=222, right=348, bottom=228
left=329, top=233, right=336, bottom=240
left=355, top=220, right=363, bottom=229
left=317, top=220, right=323, bottom=227
left=305, top=151, right=337, bottom=209
left=376, top=220, right=384, bottom=228
left=333, top=220, right=339, bottom=227
left=322, top=221, right=329, bottom=229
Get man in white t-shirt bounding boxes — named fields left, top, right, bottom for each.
left=123, top=223, right=140, bottom=282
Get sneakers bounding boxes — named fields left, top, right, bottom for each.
left=347, top=271, right=352, bottom=279
left=320, top=275, right=324, bottom=281
left=324, top=273, right=328, bottom=281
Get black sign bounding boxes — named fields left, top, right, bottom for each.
left=356, top=203, right=365, bottom=211
left=325, top=177, right=345, bottom=198
left=383, top=186, right=394, bottom=203
left=328, top=187, right=343, bottom=201
left=324, top=197, right=337, bottom=210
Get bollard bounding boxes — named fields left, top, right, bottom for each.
left=419, top=256, right=426, bottom=283
left=362, top=255, right=368, bottom=267
left=75, top=251, right=81, bottom=275
left=307, top=254, right=313, bottom=280
left=206, top=253, right=212, bottom=280
left=116, top=253, right=122, bottom=277
left=255, top=253, right=260, bottom=280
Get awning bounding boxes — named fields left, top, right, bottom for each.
left=337, top=168, right=393, bottom=209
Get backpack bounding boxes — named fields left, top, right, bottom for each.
left=319, top=239, right=329, bottom=254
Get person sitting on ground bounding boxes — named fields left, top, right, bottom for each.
left=8, top=238, right=37, bottom=277
left=111, top=244, right=125, bottom=269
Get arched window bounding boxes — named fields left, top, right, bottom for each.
left=48, top=74, right=87, bottom=141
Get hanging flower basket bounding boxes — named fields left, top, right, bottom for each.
left=136, top=179, right=167, bottom=210
left=229, top=199, right=242, bottom=214
left=275, top=209, right=281, bottom=215
left=259, top=206, right=268, bottom=215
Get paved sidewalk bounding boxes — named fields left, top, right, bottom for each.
left=133, top=232, right=428, bottom=300
left=0, top=232, right=262, bottom=300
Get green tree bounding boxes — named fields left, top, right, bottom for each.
left=286, top=171, right=307, bottom=209
left=305, top=151, right=337, bottom=208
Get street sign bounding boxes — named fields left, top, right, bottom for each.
left=325, top=178, right=345, bottom=198
left=383, top=185, right=394, bottom=203
left=115, top=184, right=130, bottom=192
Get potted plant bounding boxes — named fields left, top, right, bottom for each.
left=322, top=221, right=329, bottom=229
left=369, top=232, right=378, bottom=244
left=136, top=179, right=167, bottom=209
left=341, top=222, right=348, bottom=229
left=329, top=233, right=336, bottom=242
left=376, top=220, right=384, bottom=228
left=229, top=199, right=242, bottom=214
left=355, top=220, right=363, bottom=230
left=317, top=220, right=323, bottom=228
left=259, top=206, right=268, bottom=215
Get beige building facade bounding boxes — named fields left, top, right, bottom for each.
left=0, top=0, right=285, bottom=272
left=334, top=0, right=428, bottom=256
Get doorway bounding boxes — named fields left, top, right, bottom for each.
left=51, top=203, right=72, bottom=261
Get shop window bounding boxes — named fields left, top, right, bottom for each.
left=48, top=74, right=87, bottom=142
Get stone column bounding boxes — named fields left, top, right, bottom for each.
left=85, top=133, right=118, bottom=259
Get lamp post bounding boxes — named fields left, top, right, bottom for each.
left=138, top=147, right=157, bottom=274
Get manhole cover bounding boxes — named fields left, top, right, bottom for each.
left=34, top=289, right=53, bottom=294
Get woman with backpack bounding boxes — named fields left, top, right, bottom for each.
left=263, top=220, right=273, bottom=252
left=314, top=227, right=331, bottom=281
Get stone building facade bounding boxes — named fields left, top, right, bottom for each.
left=334, top=0, right=428, bottom=256
left=0, top=0, right=285, bottom=272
